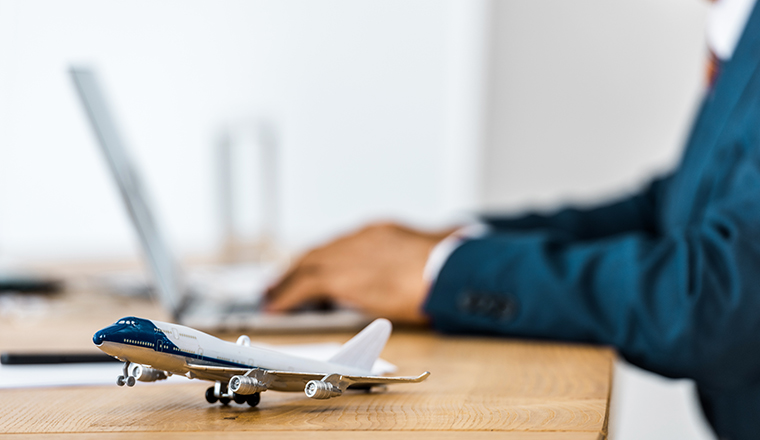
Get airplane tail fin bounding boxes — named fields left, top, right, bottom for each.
left=328, top=318, right=392, bottom=372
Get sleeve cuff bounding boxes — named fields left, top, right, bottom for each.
left=423, top=223, right=491, bottom=283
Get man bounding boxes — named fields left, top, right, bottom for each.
left=267, top=1, right=760, bottom=438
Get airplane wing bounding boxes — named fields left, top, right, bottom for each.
left=300, top=371, right=430, bottom=399
left=323, top=371, right=431, bottom=388
left=185, top=362, right=323, bottom=388
left=185, top=362, right=429, bottom=397
left=185, top=363, right=249, bottom=376
left=247, top=369, right=430, bottom=395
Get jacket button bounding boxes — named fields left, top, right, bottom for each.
left=491, top=297, right=517, bottom=321
left=457, top=291, right=493, bottom=313
left=458, top=291, right=517, bottom=321
left=457, top=291, right=479, bottom=313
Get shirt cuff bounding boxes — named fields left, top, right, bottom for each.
left=423, top=223, right=491, bottom=283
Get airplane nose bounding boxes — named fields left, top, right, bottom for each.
left=93, top=329, right=107, bottom=346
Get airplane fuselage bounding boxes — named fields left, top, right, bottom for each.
left=93, top=316, right=368, bottom=390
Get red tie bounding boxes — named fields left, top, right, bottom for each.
left=707, top=49, right=722, bottom=88
left=706, top=0, right=722, bottom=89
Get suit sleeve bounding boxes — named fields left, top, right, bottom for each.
left=481, top=174, right=670, bottom=240
left=423, top=160, right=760, bottom=390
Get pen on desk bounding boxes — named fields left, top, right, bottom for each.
left=0, top=352, right=119, bottom=365
left=0, top=275, right=62, bottom=293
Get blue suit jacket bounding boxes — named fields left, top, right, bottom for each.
left=424, top=4, right=760, bottom=439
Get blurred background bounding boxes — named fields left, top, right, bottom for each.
left=0, top=0, right=716, bottom=437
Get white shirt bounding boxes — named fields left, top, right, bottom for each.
left=707, top=0, right=756, bottom=60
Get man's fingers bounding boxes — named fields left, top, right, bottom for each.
left=266, top=265, right=306, bottom=300
left=265, top=271, right=327, bottom=312
left=265, top=248, right=323, bottom=299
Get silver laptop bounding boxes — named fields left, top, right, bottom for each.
left=69, top=67, right=368, bottom=332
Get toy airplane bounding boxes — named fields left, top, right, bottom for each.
left=93, top=316, right=429, bottom=406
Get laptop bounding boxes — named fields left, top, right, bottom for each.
left=69, top=67, right=369, bottom=332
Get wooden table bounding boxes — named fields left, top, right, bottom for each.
left=0, top=275, right=614, bottom=439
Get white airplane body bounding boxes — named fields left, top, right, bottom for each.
left=93, top=316, right=428, bottom=406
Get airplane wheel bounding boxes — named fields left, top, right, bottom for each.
left=233, top=393, right=247, bottom=405
left=116, top=375, right=126, bottom=386
left=246, top=393, right=261, bottom=407
left=126, top=376, right=136, bottom=387
left=219, top=397, right=231, bottom=405
left=205, top=387, right=218, bottom=404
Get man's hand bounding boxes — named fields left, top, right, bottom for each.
left=265, top=222, right=455, bottom=325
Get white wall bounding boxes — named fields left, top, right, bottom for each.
left=612, top=360, right=715, bottom=440
left=482, top=0, right=708, bottom=211
left=0, top=0, right=478, bottom=261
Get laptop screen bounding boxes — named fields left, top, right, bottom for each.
left=70, top=67, right=185, bottom=318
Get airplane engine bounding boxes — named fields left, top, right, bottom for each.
left=304, top=380, right=343, bottom=399
left=228, top=375, right=267, bottom=395
left=129, top=364, right=168, bottom=382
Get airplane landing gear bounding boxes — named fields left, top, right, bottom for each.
left=116, top=375, right=136, bottom=387
left=205, top=386, right=218, bottom=404
left=246, top=393, right=261, bottom=407
left=206, top=381, right=260, bottom=407
left=117, top=361, right=136, bottom=387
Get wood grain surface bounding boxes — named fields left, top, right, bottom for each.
left=2, top=434, right=604, bottom=440
left=0, top=276, right=614, bottom=439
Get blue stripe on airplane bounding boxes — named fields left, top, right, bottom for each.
left=102, top=316, right=256, bottom=370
